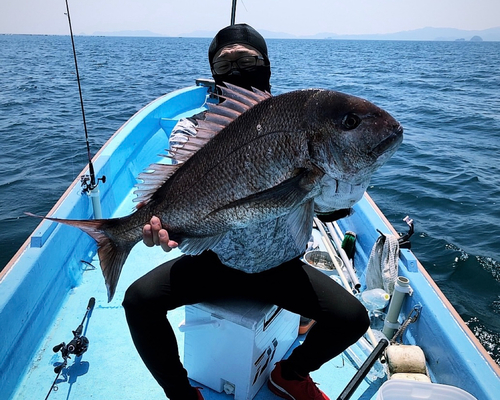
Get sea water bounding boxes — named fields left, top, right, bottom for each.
left=1, top=35, right=499, bottom=364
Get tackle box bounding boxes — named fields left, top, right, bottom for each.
left=181, top=299, right=300, bottom=400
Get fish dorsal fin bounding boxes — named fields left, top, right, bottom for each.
left=199, top=83, right=271, bottom=133
left=133, top=83, right=272, bottom=206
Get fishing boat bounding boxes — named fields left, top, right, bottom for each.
left=1, top=79, right=499, bottom=400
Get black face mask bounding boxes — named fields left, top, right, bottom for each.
left=213, top=65, right=271, bottom=93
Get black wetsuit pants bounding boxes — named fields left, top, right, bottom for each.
left=122, top=251, right=369, bottom=400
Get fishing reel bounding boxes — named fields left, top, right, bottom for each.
left=52, top=298, right=95, bottom=374
left=52, top=337, right=89, bottom=374
left=375, top=216, right=414, bottom=249
left=80, top=174, right=106, bottom=194
left=398, top=216, right=414, bottom=249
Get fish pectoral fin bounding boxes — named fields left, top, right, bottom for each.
left=212, top=168, right=322, bottom=225
left=178, top=233, right=226, bottom=255
left=286, top=200, right=315, bottom=251
left=244, top=173, right=310, bottom=209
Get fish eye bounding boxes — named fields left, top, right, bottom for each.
left=342, top=113, right=362, bottom=130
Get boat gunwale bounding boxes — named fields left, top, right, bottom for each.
left=363, top=192, right=500, bottom=376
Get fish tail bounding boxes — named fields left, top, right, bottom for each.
left=94, top=230, right=136, bottom=303
left=25, top=212, right=137, bottom=302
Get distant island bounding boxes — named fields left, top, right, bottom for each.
left=295, top=27, right=499, bottom=41
left=455, top=36, right=483, bottom=42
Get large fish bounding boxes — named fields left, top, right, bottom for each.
left=29, top=84, right=403, bottom=301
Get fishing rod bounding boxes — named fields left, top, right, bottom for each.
left=44, top=297, right=95, bottom=400
left=64, top=0, right=105, bottom=217
left=230, top=0, right=237, bottom=25
left=336, top=338, right=389, bottom=400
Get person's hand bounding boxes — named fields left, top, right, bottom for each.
left=143, top=216, right=178, bottom=252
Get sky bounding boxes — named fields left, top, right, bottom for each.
left=1, top=0, right=499, bottom=37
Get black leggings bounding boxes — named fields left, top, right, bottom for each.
left=123, top=251, right=369, bottom=400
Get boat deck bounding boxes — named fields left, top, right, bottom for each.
left=11, top=201, right=384, bottom=400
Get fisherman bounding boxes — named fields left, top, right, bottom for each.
left=123, top=24, right=369, bottom=400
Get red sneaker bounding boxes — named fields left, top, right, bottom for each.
left=268, top=361, right=330, bottom=400
left=194, top=387, right=204, bottom=400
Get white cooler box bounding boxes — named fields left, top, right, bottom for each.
left=181, top=299, right=300, bottom=400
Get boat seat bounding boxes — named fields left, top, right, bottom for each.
left=180, top=299, right=299, bottom=400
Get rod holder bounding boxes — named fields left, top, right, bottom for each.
left=383, top=276, right=411, bottom=339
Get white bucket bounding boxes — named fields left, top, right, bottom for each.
left=303, top=250, right=343, bottom=276
left=376, top=380, right=477, bottom=400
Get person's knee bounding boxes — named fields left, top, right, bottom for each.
left=350, top=300, right=371, bottom=337
left=122, top=279, right=149, bottom=312
left=318, top=298, right=370, bottom=339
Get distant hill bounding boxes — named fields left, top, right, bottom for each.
left=91, top=26, right=500, bottom=41
left=315, top=26, right=500, bottom=41
left=177, top=26, right=500, bottom=41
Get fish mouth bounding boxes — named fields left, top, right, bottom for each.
left=371, top=124, right=404, bottom=155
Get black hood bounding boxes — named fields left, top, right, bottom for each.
left=208, top=23, right=269, bottom=66
left=209, top=23, right=271, bottom=92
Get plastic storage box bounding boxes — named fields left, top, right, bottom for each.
left=376, top=380, right=477, bottom=400
left=181, top=299, right=300, bottom=400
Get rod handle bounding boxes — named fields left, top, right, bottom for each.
left=337, top=338, right=389, bottom=400
left=87, top=297, right=95, bottom=311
